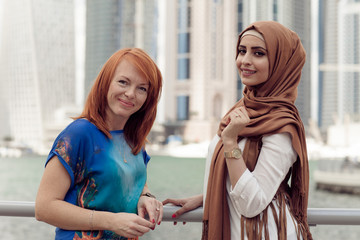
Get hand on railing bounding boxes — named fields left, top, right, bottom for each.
left=162, top=194, right=203, bottom=225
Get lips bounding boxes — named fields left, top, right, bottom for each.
left=118, top=98, right=134, bottom=107
left=241, top=68, right=256, bottom=76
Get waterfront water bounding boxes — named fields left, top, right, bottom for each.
left=1, top=155, right=360, bottom=239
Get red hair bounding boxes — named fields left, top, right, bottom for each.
left=77, top=48, right=162, bottom=154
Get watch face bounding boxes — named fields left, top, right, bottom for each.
left=233, top=148, right=242, bottom=158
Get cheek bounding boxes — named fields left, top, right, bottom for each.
left=235, top=56, right=241, bottom=69
left=106, top=91, right=111, bottom=103
left=138, top=94, right=148, bottom=107
left=262, top=61, right=270, bottom=77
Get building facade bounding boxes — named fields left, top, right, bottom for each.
left=319, top=0, right=360, bottom=134
left=84, top=0, right=158, bottom=98
left=159, top=0, right=312, bottom=143
left=0, top=0, right=76, bottom=153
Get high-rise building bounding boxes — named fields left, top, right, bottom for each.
left=240, top=0, right=312, bottom=127
left=158, top=0, right=239, bottom=142
left=84, top=0, right=158, bottom=99
left=319, top=0, right=360, bottom=133
left=159, top=0, right=311, bottom=143
left=0, top=0, right=76, bottom=153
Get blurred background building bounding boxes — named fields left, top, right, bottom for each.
left=0, top=0, right=360, bottom=154
left=0, top=0, right=77, bottom=154
left=85, top=0, right=159, bottom=97
left=157, top=0, right=312, bottom=143
left=318, top=0, right=360, bottom=135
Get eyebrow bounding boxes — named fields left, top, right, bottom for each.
left=119, top=75, right=149, bottom=85
left=239, top=45, right=267, bottom=52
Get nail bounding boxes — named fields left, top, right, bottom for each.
left=152, top=219, right=155, bottom=223
left=174, top=221, right=177, bottom=225
left=151, top=227, right=155, bottom=230
left=158, top=221, right=161, bottom=225
left=172, top=214, right=176, bottom=218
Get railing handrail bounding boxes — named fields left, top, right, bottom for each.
left=1, top=201, right=360, bottom=226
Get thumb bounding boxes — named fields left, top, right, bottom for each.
left=173, top=207, right=187, bottom=218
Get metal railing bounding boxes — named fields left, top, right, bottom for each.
left=1, top=201, right=360, bottom=226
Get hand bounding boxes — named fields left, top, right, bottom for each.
left=162, top=194, right=203, bottom=225
left=137, top=196, right=163, bottom=227
left=110, top=212, right=155, bottom=238
left=221, top=107, right=250, bottom=145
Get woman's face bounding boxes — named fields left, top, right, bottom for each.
left=236, top=35, right=269, bottom=87
left=106, top=59, right=149, bottom=130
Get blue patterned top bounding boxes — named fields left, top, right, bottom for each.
left=46, top=118, right=150, bottom=240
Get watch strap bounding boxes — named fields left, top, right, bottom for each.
left=141, top=192, right=156, bottom=199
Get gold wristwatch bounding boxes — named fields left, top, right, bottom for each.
left=224, top=148, right=242, bottom=159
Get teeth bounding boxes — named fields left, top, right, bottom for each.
left=243, top=70, right=255, bottom=74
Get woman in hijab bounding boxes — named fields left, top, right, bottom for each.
left=163, top=21, right=313, bottom=240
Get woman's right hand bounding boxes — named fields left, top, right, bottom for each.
left=162, top=194, right=203, bottom=224
left=221, top=106, right=250, bottom=145
left=110, top=212, right=155, bottom=238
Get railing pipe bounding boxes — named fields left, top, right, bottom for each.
left=308, top=208, right=360, bottom=226
left=0, top=201, right=35, bottom=217
left=1, top=201, right=360, bottom=226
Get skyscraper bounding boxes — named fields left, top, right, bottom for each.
left=84, top=0, right=158, bottom=99
left=0, top=0, right=76, bottom=153
left=319, top=0, right=360, bottom=133
left=159, top=0, right=311, bottom=143
left=158, top=0, right=239, bottom=142
left=240, top=0, right=312, bottom=127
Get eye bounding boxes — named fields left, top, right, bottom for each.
left=238, top=48, right=246, bottom=55
left=138, top=86, right=148, bottom=92
left=118, top=80, right=128, bottom=86
left=254, top=51, right=266, bottom=57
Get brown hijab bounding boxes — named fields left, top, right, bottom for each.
left=202, top=21, right=312, bottom=240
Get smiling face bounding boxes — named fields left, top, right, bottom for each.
left=236, top=35, right=269, bottom=87
left=106, top=59, right=149, bottom=130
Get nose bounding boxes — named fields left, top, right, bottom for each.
left=241, top=52, right=251, bottom=66
left=124, top=86, right=136, bottom=99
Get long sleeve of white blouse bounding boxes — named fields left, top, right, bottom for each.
left=227, top=132, right=297, bottom=218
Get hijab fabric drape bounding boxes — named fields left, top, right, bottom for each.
left=202, top=21, right=313, bottom=240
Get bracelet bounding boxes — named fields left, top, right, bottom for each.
left=89, top=210, right=94, bottom=231
left=141, top=192, right=156, bottom=199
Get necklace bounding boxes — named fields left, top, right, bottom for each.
left=114, top=135, right=128, bottom=163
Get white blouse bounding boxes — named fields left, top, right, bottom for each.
left=203, top=133, right=301, bottom=240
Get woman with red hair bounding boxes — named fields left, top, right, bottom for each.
left=36, top=48, right=163, bottom=240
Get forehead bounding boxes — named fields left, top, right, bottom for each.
left=114, top=59, right=149, bottom=84
left=239, top=35, right=266, bottom=48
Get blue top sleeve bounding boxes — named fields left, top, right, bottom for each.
left=46, top=120, right=94, bottom=189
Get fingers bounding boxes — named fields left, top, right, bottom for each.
left=172, top=206, right=188, bottom=218
left=139, top=198, right=163, bottom=227
left=227, top=107, right=250, bottom=126
left=114, top=213, right=154, bottom=238
left=170, top=205, right=190, bottom=226
left=157, top=204, right=163, bottom=225
left=162, top=198, right=181, bottom=206
left=147, top=202, right=162, bottom=226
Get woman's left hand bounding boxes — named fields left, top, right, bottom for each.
left=138, top=195, right=163, bottom=227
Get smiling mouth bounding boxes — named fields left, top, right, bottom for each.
left=119, top=98, right=134, bottom=107
left=242, top=69, right=256, bottom=74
